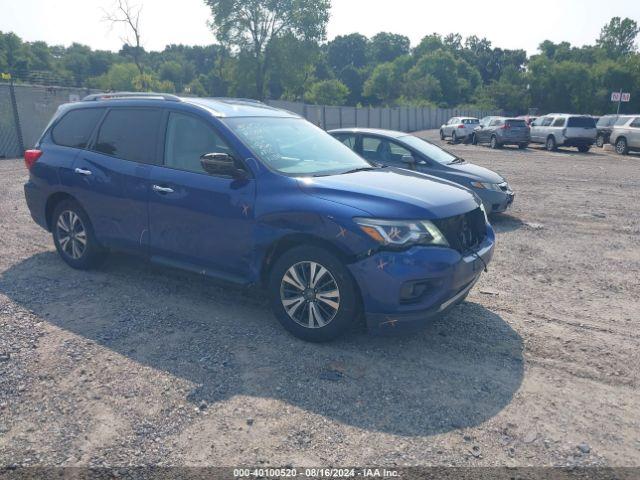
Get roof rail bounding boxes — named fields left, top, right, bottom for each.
left=82, top=92, right=182, bottom=102
left=213, top=97, right=266, bottom=105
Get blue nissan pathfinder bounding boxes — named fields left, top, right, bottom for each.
left=23, top=93, right=495, bottom=342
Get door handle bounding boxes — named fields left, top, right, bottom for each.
left=152, top=185, right=174, bottom=194
left=74, top=168, right=92, bottom=176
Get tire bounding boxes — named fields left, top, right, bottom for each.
left=546, top=136, right=557, bottom=151
left=615, top=137, right=628, bottom=155
left=451, top=131, right=458, bottom=143
left=471, top=133, right=478, bottom=145
left=490, top=135, right=500, bottom=149
left=577, top=145, right=590, bottom=153
left=518, top=143, right=528, bottom=149
left=596, top=134, right=604, bottom=148
left=52, top=199, right=107, bottom=270
left=440, top=130, right=445, bottom=141
left=268, top=245, right=359, bottom=342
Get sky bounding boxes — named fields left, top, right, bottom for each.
left=2, top=0, right=640, bottom=55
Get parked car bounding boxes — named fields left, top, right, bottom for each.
left=472, top=117, right=530, bottom=149
left=23, top=93, right=494, bottom=342
left=439, top=117, right=479, bottom=143
left=610, top=115, right=640, bottom=155
left=530, top=114, right=596, bottom=152
left=329, top=128, right=515, bottom=215
left=596, top=114, right=620, bottom=147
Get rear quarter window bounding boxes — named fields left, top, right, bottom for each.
left=567, top=117, right=595, bottom=128
left=51, top=108, right=105, bottom=149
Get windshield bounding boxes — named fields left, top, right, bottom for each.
left=224, top=117, right=372, bottom=176
left=398, top=135, right=458, bottom=164
left=506, top=119, right=527, bottom=127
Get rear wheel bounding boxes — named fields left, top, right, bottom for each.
left=596, top=134, right=605, bottom=148
left=518, top=143, right=528, bottom=149
left=615, top=137, right=628, bottom=155
left=440, top=130, right=445, bottom=140
left=268, top=246, right=359, bottom=342
left=577, top=145, right=590, bottom=153
left=451, top=131, right=458, bottom=143
left=546, top=136, right=557, bottom=151
left=52, top=200, right=106, bottom=270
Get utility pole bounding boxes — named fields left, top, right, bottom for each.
left=617, top=89, right=623, bottom=114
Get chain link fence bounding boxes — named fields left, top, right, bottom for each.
left=0, top=83, right=98, bottom=159
left=0, top=83, right=500, bottom=160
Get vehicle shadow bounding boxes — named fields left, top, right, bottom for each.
left=0, top=251, right=524, bottom=438
left=490, top=214, right=525, bottom=233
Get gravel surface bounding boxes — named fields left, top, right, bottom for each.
left=0, top=133, right=639, bottom=468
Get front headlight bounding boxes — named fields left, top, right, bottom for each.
left=470, top=181, right=502, bottom=192
left=354, top=218, right=449, bottom=248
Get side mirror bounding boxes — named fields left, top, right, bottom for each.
left=401, top=154, right=417, bottom=169
left=200, top=152, right=245, bottom=178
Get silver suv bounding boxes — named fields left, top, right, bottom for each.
left=440, top=117, right=479, bottom=143
left=610, top=115, right=640, bottom=155
left=530, top=114, right=596, bottom=152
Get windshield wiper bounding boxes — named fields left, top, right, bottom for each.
left=340, top=166, right=380, bottom=175
left=449, top=157, right=465, bottom=165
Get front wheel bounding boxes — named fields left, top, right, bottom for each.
left=518, top=143, right=528, bottom=149
left=440, top=130, right=445, bottom=141
left=268, top=246, right=359, bottom=342
left=596, top=134, right=605, bottom=148
left=577, top=145, right=590, bottom=153
left=471, top=133, right=478, bottom=145
left=546, top=136, right=557, bottom=151
left=52, top=200, right=106, bottom=269
left=490, top=136, right=500, bottom=149
left=615, top=137, right=628, bottom=155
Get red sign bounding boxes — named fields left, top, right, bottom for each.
left=621, top=93, right=631, bottom=102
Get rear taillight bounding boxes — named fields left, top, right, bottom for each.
left=458, top=124, right=465, bottom=129
left=24, top=149, right=43, bottom=170
left=501, top=124, right=511, bottom=130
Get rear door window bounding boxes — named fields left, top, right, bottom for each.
left=552, top=118, right=566, bottom=127
left=51, top=108, right=105, bottom=149
left=567, top=117, right=595, bottom=128
left=362, top=136, right=383, bottom=161
left=93, top=108, right=163, bottom=164
left=333, top=134, right=357, bottom=150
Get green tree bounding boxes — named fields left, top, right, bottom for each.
left=597, top=17, right=639, bottom=58
left=304, top=79, right=349, bottom=105
left=204, top=0, right=330, bottom=99
left=266, top=33, right=319, bottom=100
left=370, top=32, right=410, bottom=63
left=327, top=33, right=369, bottom=72
left=363, top=60, right=404, bottom=104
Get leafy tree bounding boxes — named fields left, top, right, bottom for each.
left=327, top=33, right=369, bottom=71
left=597, top=17, right=639, bottom=58
left=266, top=33, right=319, bottom=100
left=304, top=79, right=349, bottom=105
left=369, top=32, right=410, bottom=63
left=204, top=0, right=330, bottom=99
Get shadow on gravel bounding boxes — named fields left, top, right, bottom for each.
left=490, top=214, right=525, bottom=233
left=0, top=251, right=524, bottom=437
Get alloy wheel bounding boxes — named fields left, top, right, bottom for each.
left=280, top=261, right=340, bottom=329
left=56, top=210, right=87, bottom=260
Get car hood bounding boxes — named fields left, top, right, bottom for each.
left=297, top=167, right=480, bottom=220
left=443, top=162, right=504, bottom=183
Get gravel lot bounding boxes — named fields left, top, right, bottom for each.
left=0, top=132, right=639, bottom=469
